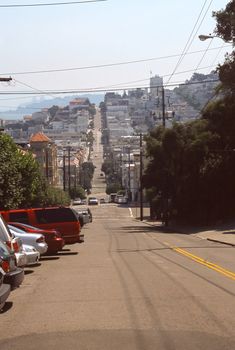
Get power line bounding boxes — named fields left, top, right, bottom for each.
left=0, top=64, right=217, bottom=104
left=210, top=44, right=226, bottom=67
left=167, top=0, right=214, bottom=84
left=194, top=38, right=213, bottom=72
left=0, top=0, right=107, bottom=8
left=0, top=46, right=230, bottom=76
left=97, top=64, right=217, bottom=90
left=0, top=79, right=220, bottom=95
left=15, top=79, right=57, bottom=99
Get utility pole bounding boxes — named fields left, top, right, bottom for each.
left=63, top=152, right=66, bottom=191
left=0, top=77, right=12, bottom=133
left=128, top=146, right=131, bottom=202
left=162, top=85, right=169, bottom=226
left=139, top=133, right=143, bottom=221
left=162, top=86, right=166, bottom=127
left=68, top=145, right=71, bottom=195
left=45, top=147, right=49, bottom=181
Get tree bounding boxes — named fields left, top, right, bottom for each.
left=69, top=186, right=86, bottom=200
left=0, top=133, right=71, bottom=209
left=213, top=0, right=235, bottom=43
left=80, top=162, right=95, bottom=192
left=213, top=0, right=235, bottom=94
left=143, top=120, right=223, bottom=223
left=0, top=134, right=44, bottom=209
left=106, top=183, right=122, bottom=195
left=143, top=1, right=235, bottom=224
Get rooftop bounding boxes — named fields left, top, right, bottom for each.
left=30, top=132, right=52, bottom=143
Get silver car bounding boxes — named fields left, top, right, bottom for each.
left=8, top=225, right=48, bottom=255
left=22, top=244, right=40, bottom=266
left=15, top=247, right=28, bottom=268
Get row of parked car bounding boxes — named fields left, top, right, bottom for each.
left=0, top=206, right=92, bottom=311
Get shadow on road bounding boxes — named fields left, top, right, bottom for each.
left=40, top=256, right=60, bottom=261
left=24, top=269, right=35, bottom=275
left=0, top=301, right=13, bottom=314
left=120, top=225, right=174, bottom=234
left=56, top=251, right=78, bottom=256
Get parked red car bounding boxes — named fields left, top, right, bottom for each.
left=8, top=222, right=65, bottom=254
left=1, top=207, right=81, bottom=245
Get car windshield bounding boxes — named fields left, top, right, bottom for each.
left=13, top=222, right=38, bottom=230
left=0, top=215, right=13, bottom=240
left=8, top=225, right=25, bottom=234
left=0, top=239, right=11, bottom=257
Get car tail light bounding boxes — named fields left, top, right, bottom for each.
left=12, top=241, right=20, bottom=253
left=54, top=231, right=62, bottom=238
left=36, top=236, right=45, bottom=243
left=2, top=260, right=10, bottom=273
left=5, top=241, right=12, bottom=250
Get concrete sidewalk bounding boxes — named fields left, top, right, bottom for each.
left=143, top=219, right=235, bottom=247
left=131, top=205, right=235, bottom=247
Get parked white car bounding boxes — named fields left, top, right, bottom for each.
left=8, top=225, right=48, bottom=255
left=0, top=215, right=23, bottom=257
left=22, top=244, right=40, bottom=266
left=15, top=246, right=28, bottom=268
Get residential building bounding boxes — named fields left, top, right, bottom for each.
left=30, top=132, right=58, bottom=186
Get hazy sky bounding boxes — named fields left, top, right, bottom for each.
left=0, top=0, right=232, bottom=110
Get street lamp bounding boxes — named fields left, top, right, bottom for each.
left=199, top=34, right=217, bottom=41
left=199, top=34, right=233, bottom=44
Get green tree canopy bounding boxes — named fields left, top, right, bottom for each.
left=0, top=133, right=45, bottom=209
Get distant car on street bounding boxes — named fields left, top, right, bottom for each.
left=88, top=197, right=99, bottom=205
left=116, top=195, right=128, bottom=204
left=100, top=198, right=105, bottom=204
left=73, top=198, right=82, bottom=205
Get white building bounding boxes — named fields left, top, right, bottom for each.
left=150, top=75, right=163, bottom=98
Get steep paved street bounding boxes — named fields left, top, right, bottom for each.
left=1, top=111, right=235, bottom=350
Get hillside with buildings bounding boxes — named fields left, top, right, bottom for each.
left=0, top=72, right=219, bottom=201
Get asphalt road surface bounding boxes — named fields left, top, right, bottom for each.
left=1, top=111, right=235, bottom=349
left=1, top=204, right=235, bottom=350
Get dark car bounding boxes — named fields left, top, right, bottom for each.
left=0, top=240, right=24, bottom=290
left=8, top=222, right=65, bottom=255
left=0, top=259, right=11, bottom=310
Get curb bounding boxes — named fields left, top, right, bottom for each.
left=140, top=220, right=235, bottom=246
left=206, top=238, right=235, bottom=247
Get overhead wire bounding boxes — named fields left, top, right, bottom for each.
left=210, top=44, right=227, bottom=68
left=0, top=46, right=230, bottom=77
left=194, top=37, right=214, bottom=72
left=0, top=64, right=218, bottom=105
left=14, top=79, right=57, bottom=100
left=12, top=64, right=218, bottom=93
left=0, top=79, right=220, bottom=96
left=166, top=0, right=214, bottom=84
left=97, top=64, right=218, bottom=90
left=0, top=0, right=107, bottom=8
